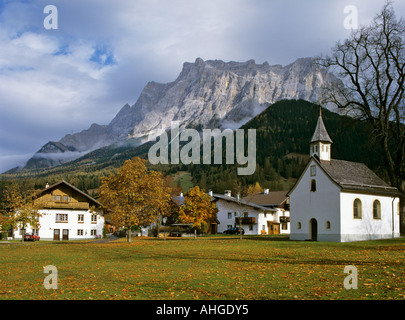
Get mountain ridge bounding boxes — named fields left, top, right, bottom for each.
left=22, top=56, right=341, bottom=170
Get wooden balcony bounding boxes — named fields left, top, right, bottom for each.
left=235, top=217, right=256, bottom=225
left=37, top=201, right=90, bottom=210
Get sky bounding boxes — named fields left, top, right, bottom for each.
left=0, top=0, right=404, bottom=173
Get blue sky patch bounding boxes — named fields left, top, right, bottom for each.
left=90, top=45, right=116, bottom=67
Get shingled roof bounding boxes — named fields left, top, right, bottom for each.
left=243, top=191, right=288, bottom=207
left=315, top=158, right=399, bottom=195
left=310, top=114, right=333, bottom=143
left=211, top=194, right=276, bottom=212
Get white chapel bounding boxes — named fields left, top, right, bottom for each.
left=288, top=109, right=401, bottom=242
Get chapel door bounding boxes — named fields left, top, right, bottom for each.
left=310, top=219, right=318, bottom=241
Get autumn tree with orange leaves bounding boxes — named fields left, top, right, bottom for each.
left=178, top=186, right=217, bottom=239
left=99, top=157, right=171, bottom=242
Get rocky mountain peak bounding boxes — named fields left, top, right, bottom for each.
left=23, top=57, right=341, bottom=170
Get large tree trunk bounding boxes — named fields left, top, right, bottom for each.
left=127, top=229, right=132, bottom=243
left=21, top=227, right=25, bottom=244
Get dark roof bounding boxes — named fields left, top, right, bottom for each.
left=212, top=194, right=276, bottom=212
left=35, top=180, right=102, bottom=207
left=316, top=158, right=399, bottom=195
left=310, top=115, right=333, bottom=143
left=172, top=196, right=184, bottom=206
left=243, top=191, right=288, bottom=207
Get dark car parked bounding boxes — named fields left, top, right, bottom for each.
left=24, top=233, right=40, bottom=241
left=223, top=227, right=245, bottom=235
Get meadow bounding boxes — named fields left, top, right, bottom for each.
left=0, top=235, right=404, bottom=300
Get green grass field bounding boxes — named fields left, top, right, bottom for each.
left=1, top=235, right=404, bottom=300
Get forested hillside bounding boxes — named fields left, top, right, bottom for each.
left=191, top=99, right=387, bottom=193
left=0, top=99, right=388, bottom=198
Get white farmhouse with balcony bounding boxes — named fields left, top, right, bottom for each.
left=13, top=180, right=104, bottom=241
left=213, top=190, right=283, bottom=235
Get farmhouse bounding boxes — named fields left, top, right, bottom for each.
left=288, top=110, right=401, bottom=242
left=244, top=189, right=290, bottom=234
left=13, top=180, right=104, bottom=241
left=212, top=190, right=285, bottom=235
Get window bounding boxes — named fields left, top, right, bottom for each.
left=262, top=225, right=266, bottom=231
left=297, top=222, right=301, bottom=229
left=310, top=165, right=316, bottom=176
left=227, top=212, right=232, bottom=219
left=63, top=195, right=68, bottom=201
left=248, top=225, right=253, bottom=231
left=311, top=180, right=316, bottom=192
left=243, top=212, right=248, bottom=218
left=90, top=230, right=97, bottom=236
left=282, top=223, right=288, bottom=230
left=91, top=214, right=97, bottom=223
left=326, top=221, right=331, bottom=229
left=56, top=214, right=68, bottom=222
left=78, top=214, right=84, bottom=223
left=353, top=199, right=362, bottom=219
left=56, top=195, right=61, bottom=201
left=77, top=229, right=83, bottom=236
left=373, top=200, right=381, bottom=219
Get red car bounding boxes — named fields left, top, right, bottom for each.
left=24, top=233, right=40, bottom=241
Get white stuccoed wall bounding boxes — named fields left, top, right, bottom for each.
left=14, top=209, right=104, bottom=240
left=289, top=159, right=341, bottom=241
left=340, top=192, right=400, bottom=242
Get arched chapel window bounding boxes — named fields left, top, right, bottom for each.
left=373, top=200, right=381, bottom=219
left=353, top=199, right=362, bottom=219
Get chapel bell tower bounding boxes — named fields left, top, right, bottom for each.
left=310, top=107, right=333, bottom=162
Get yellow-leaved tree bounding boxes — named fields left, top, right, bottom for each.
left=99, top=157, right=171, bottom=242
left=178, top=186, right=217, bottom=239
